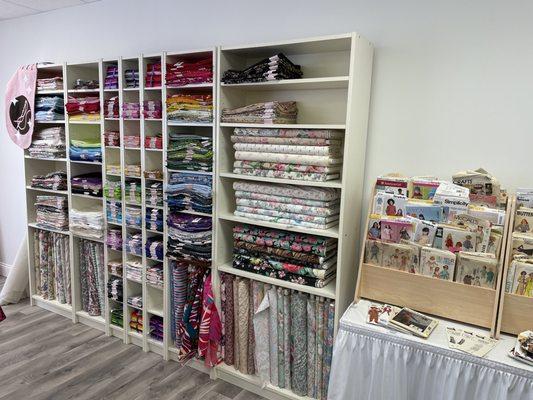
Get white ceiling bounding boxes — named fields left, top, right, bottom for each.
left=0, top=0, right=100, bottom=21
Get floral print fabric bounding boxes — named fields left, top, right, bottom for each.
left=78, top=239, right=105, bottom=316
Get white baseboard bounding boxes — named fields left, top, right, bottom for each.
left=0, top=262, right=11, bottom=277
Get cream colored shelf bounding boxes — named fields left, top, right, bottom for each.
left=221, top=76, right=349, bottom=90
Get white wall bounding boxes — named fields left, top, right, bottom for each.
left=1, top=0, right=533, bottom=266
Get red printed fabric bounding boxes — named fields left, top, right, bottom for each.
left=198, top=274, right=222, bottom=367
left=145, top=62, right=162, bottom=88
left=166, top=57, right=213, bottom=86
left=65, top=96, right=100, bottom=115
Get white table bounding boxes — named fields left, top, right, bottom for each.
left=328, top=300, right=533, bottom=400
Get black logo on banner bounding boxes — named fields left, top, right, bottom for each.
left=9, top=95, right=32, bottom=135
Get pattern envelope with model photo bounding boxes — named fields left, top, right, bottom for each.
left=455, top=252, right=498, bottom=289
left=420, top=247, right=456, bottom=281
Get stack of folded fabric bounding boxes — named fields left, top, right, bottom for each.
left=124, top=69, right=139, bottom=88
left=146, top=263, right=164, bottom=288
left=107, top=277, right=123, bottom=302
left=166, top=172, right=212, bottom=214
left=146, top=237, right=164, bottom=261
left=104, top=96, right=119, bottom=118
left=125, top=232, right=143, bottom=256
left=71, top=172, right=102, bottom=197
left=167, top=133, right=213, bottom=171
left=145, top=62, right=161, bottom=88
left=166, top=94, right=213, bottom=123
left=232, top=181, right=340, bottom=229
left=222, top=53, right=302, bottom=83
left=104, top=65, right=119, bottom=89
left=167, top=213, right=211, bottom=268
left=122, top=102, right=140, bottom=119
left=144, top=169, right=163, bottom=180
left=110, top=308, right=123, bottom=327
left=106, top=201, right=122, bottom=224
left=128, top=295, right=143, bottom=309
left=146, top=182, right=163, bottom=207
left=221, top=101, right=297, bottom=124
left=28, top=127, right=66, bottom=158
left=124, top=135, right=141, bottom=148
left=232, top=224, right=337, bottom=288
left=65, top=96, right=100, bottom=122
left=146, top=207, right=163, bottom=232
left=143, top=100, right=162, bottom=119
left=108, top=261, right=123, bottom=277
left=70, top=207, right=104, bottom=239
left=35, top=195, right=69, bottom=231
left=125, top=164, right=141, bottom=177
left=37, top=76, right=63, bottom=91
left=104, top=179, right=122, bottom=201
left=69, top=137, right=102, bottom=162
left=231, top=128, right=343, bottom=181
left=166, top=57, right=213, bottom=86
left=125, top=205, right=142, bottom=228
left=145, top=134, right=163, bottom=149
left=104, top=130, right=120, bottom=146
left=106, top=228, right=123, bottom=251
left=35, top=96, right=64, bottom=121
left=31, top=171, right=67, bottom=191
left=106, top=164, right=121, bottom=175
left=126, top=260, right=143, bottom=283
left=130, top=309, right=143, bottom=333
left=125, top=179, right=142, bottom=204
left=73, top=79, right=98, bottom=90
left=149, top=315, right=164, bottom=342
left=78, top=239, right=105, bottom=316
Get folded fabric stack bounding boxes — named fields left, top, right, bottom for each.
left=107, top=277, right=123, bottom=302
left=128, top=295, right=143, bottom=309
left=125, top=69, right=139, bottom=88
left=221, top=101, right=297, bottom=124
left=28, top=126, right=66, bottom=158
left=110, top=308, right=123, bottom=327
left=166, top=94, right=213, bottom=123
left=146, top=237, right=164, bottom=261
left=146, top=182, right=163, bottom=207
left=125, top=232, right=143, bottom=256
left=70, top=207, right=104, bottom=239
left=71, top=172, right=102, bottom=197
left=35, top=96, right=64, bottom=121
left=125, top=179, right=142, bottom=204
left=73, top=79, right=98, bottom=90
left=167, top=133, right=213, bottom=172
left=104, top=130, right=120, bottom=147
left=233, top=181, right=340, bottom=229
left=126, top=205, right=142, bottom=228
left=106, top=228, right=122, bottom=251
left=106, top=200, right=122, bottom=224
left=37, top=76, right=63, bottom=91
left=143, top=100, right=162, bottom=119
left=166, top=57, right=213, bottom=86
left=231, top=128, right=343, bottom=181
left=146, top=263, right=164, bottom=288
left=130, top=309, right=143, bottom=333
left=78, top=239, right=105, bottom=316
left=222, top=53, right=302, bottom=83
left=166, top=172, right=212, bottom=214
left=108, top=261, right=123, bottom=277
left=167, top=213, right=211, bottom=268
left=35, top=195, right=69, bottom=231
left=145, top=134, right=163, bottom=149
left=104, top=179, right=122, bottom=200
left=122, top=102, right=140, bottom=119
left=125, top=164, right=141, bottom=177
left=145, top=62, right=162, bottom=88
left=104, top=96, right=119, bottom=118
left=146, top=207, right=163, bottom=232
left=65, top=96, right=100, bottom=121
left=144, top=169, right=163, bottom=180
left=106, top=164, right=121, bottom=175
left=33, top=229, right=71, bottom=304
left=104, top=65, right=119, bottom=89
left=126, top=260, right=143, bottom=283
left=70, top=138, right=102, bottom=162
left=31, top=171, right=67, bottom=191
left=149, top=315, right=164, bottom=342
left=232, top=224, right=337, bottom=288
left=124, top=134, right=141, bottom=148
left=221, top=275, right=334, bottom=399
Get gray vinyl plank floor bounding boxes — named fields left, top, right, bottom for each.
left=0, top=275, right=264, bottom=400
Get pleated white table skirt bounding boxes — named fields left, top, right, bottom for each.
left=328, top=301, right=533, bottom=400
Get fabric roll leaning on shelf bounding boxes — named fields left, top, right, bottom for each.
left=78, top=239, right=105, bottom=316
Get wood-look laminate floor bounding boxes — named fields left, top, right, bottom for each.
left=0, top=276, right=264, bottom=400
